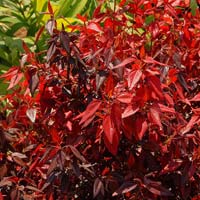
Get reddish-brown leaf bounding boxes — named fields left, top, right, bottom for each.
left=93, top=178, right=104, bottom=198
left=160, top=159, right=183, bottom=175
left=127, top=153, right=135, bottom=168
left=144, top=178, right=174, bottom=196
left=112, top=57, right=135, bottom=69
left=60, top=31, right=70, bottom=54
left=112, top=182, right=137, bottom=196
left=48, top=0, right=54, bottom=15
left=96, top=71, right=107, bottom=91
left=122, top=116, right=135, bottom=140
left=29, top=73, right=39, bottom=96
left=22, top=41, right=30, bottom=54
left=68, top=145, right=87, bottom=163
left=75, top=99, right=102, bottom=127
left=147, top=185, right=173, bottom=197
left=47, top=43, right=56, bottom=62
left=35, top=26, right=45, bottom=44
left=12, top=156, right=26, bottom=167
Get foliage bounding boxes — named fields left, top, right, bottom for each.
left=0, top=0, right=200, bottom=199
left=0, top=0, right=97, bottom=95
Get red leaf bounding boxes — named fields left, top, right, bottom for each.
left=22, top=41, right=30, bottom=54
left=128, top=70, right=142, bottom=90
left=180, top=115, right=199, bottom=134
left=103, top=115, right=120, bottom=155
left=87, top=22, right=102, bottom=32
left=104, top=131, right=120, bottom=155
left=122, top=116, right=135, bottom=140
left=49, top=128, right=61, bottom=144
left=0, top=67, right=23, bottom=90
left=119, top=0, right=126, bottom=7
left=165, top=3, right=179, bottom=21
left=190, top=92, right=200, bottom=101
left=192, top=195, right=200, bottom=200
left=140, top=45, right=145, bottom=58
left=112, top=57, right=135, bottom=69
left=158, top=103, right=175, bottom=114
left=111, top=103, right=122, bottom=133
left=149, top=106, right=162, bottom=129
left=160, top=159, right=183, bottom=175
left=0, top=67, right=19, bottom=79
left=122, top=105, right=139, bottom=119
left=117, top=92, right=132, bottom=104
left=148, top=75, right=164, bottom=100
left=105, top=73, right=114, bottom=96
left=77, top=14, right=87, bottom=22
left=0, top=192, right=4, bottom=200
left=134, top=116, right=148, bottom=140
left=128, top=153, right=135, bottom=168
left=103, top=115, right=115, bottom=144
left=164, top=93, right=174, bottom=106
left=48, top=0, right=54, bottom=15
left=7, top=72, right=23, bottom=90
left=35, top=26, right=45, bottom=44
left=75, top=100, right=102, bottom=127
left=144, top=56, right=170, bottom=67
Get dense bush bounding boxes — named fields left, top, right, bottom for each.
left=0, top=0, right=97, bottom=95
left=0, top=0, right=200, bottom=199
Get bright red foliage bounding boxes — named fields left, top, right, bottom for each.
left=0, top=0, right=200, bottom=199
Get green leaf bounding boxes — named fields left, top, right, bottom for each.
left=145, top=15, right=155, bottom=25
left=190, top=0, right=198, bottom=16
left=56, top=0, right=88, bottom=17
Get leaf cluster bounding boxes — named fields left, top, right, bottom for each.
left=0, top=0, right=200, bottom=199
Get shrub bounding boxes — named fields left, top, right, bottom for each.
left=0, top=0, right=200, bottom=199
